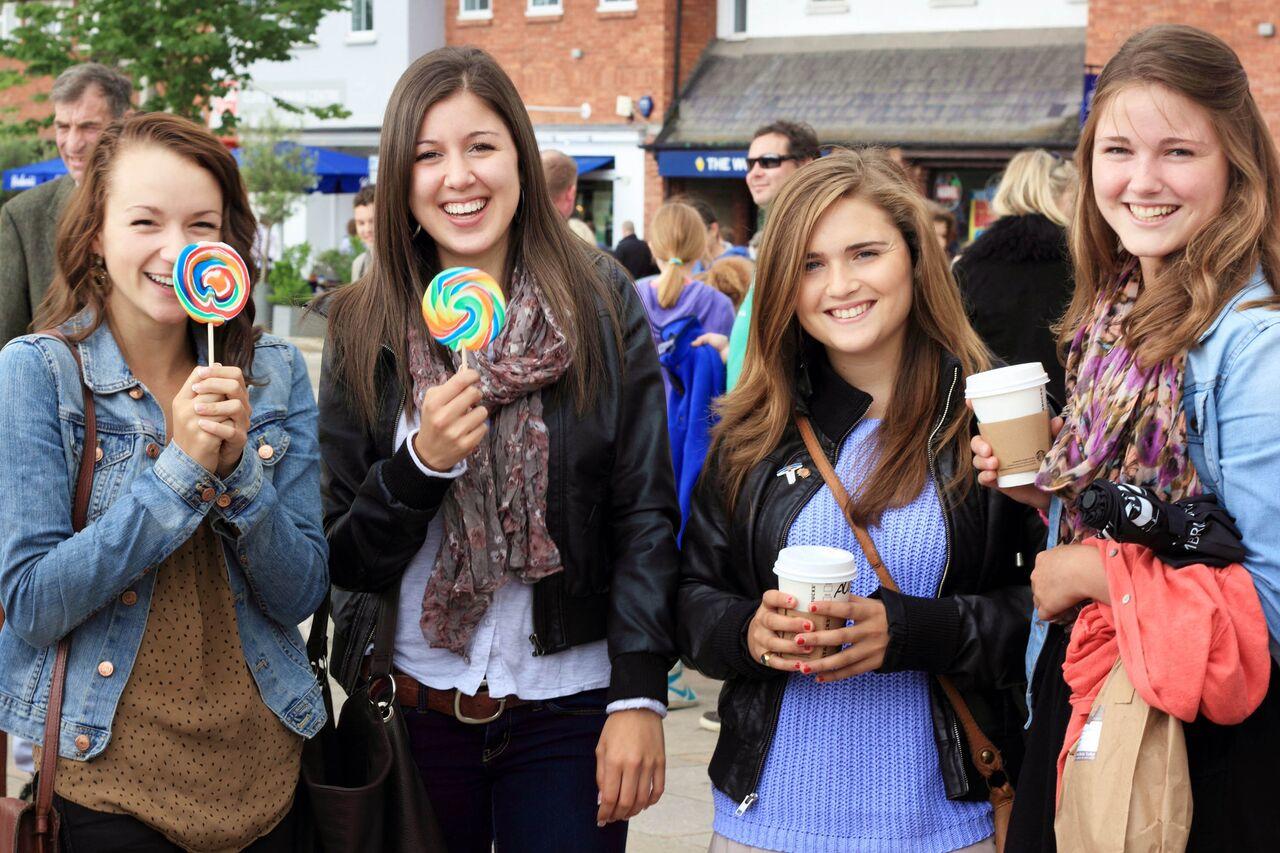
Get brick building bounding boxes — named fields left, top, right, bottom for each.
left=447, top=0, right=716, bottom=244
left=1086, top=1, right=1280, bottom=141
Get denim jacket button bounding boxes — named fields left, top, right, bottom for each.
left=74, top=735, right=90, bottom=752
left=120, top=590, right=137, bottom=606
left=94, top=445, right=103, bottom=462
left=216, top=493, right=232, bottom=508
left=97, top=661, right=114, bottom=678
left=200, top=487, right=217, bottom=502
left=145, top=443, right=160, bottom=459
left=257, top=444, right=275, bottom=461
left=128, top=387, right=144, bottom=400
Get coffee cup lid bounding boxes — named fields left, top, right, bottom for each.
left=965, top=363, right=1049, bottom=399
left=773, top=545, right=858, bottom=582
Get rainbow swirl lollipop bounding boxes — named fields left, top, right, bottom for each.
left=422, top=267, right=507, bottom=353
left=174, top=241, right=251, bottom=327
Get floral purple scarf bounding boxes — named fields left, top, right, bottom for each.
left=1036, top=261, right=1200, bottom=542
left=407, top=269, right=572, bottom=655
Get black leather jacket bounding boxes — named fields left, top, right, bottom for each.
left=319, top=259, right=681, bottom=705
left=676, top=350, right=1043, bottom=809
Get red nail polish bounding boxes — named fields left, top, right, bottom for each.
left=808, top=604, right=819, bottom=613
left=802, top=665, right=812, bottom=674
left=787, top=596, right=796, bottom=607
left=795, top=636, right=806, bottom=646
left=803, top=622, right=813, bottom=632
left=794, top=661, right=802, bottom=670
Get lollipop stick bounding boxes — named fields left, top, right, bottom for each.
left=207, top=323, right=215, bottom=366
left=461, top=348, right=470, bottom=372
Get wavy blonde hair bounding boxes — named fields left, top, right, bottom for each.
left=1061, top=25, right=1280, bottom=367
left=992, top=148, right=1078, bottom=227
left=714, top=148, right=990, bottom=521
left=648, top=201, right=708, bottom=308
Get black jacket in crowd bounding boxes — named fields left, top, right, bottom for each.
left=676, top=348, right=1044, bottom=809
left=953, top=213, right=1073, bottom=403
left=612, top=233, right=659, bottom=281
left=318, top=258, right=681, bottom=705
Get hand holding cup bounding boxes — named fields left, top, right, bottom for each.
left=412, top=367, right=489, bottom=471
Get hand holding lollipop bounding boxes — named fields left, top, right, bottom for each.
left=175, top=241, right=251, bottom=364
left=422, top=266, right=506, bottom=369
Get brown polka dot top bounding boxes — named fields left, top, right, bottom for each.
left=53, top=523, right=303, bottom=852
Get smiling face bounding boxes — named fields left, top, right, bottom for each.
left=1092, top=83, right=1229, bottom=275
left=410, top=90, right=520, bottom=280
left=55, top=85, right=116, bottom=184
left=353, top=203, right=375, bottom=246
left=94, top=144, right=223, bottom=334
left=796, top=194, right=914, bottom=378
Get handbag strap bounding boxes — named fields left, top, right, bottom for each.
left=33, top=331, right=93, bottom=835
left=794, top=415, right=1012, bottom=787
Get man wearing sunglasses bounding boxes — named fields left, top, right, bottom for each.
left=745, top=121, right=820, bottom=211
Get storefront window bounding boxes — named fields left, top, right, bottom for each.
left=574, top=180, right=614, bottom=247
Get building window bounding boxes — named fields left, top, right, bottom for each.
left=352, top=0, right=374, bottom=31
left=460, top=0, right=492, bottom=17
left=527, top=0, right=562, bottom=16
left=732, top=0, right=746, bottom=33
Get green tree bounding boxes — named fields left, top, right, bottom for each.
left=238, top=113, right=316, bottom=285
left=0, top=0, right=348, bottom=132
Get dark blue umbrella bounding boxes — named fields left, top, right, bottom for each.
left=2, top=157, right=67, bottom=191
left=3, top=145, right=369, bottom=194
left=232, top=143, right=369, bottom=194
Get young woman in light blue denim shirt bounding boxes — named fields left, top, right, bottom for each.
left=0, top=113, right=327, bottom=850
left=972, top=25, right=1280, bottom=852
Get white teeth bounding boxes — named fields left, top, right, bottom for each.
left=444, top=199, right=487, bottom=215
left=831, top=304, right=871, bottom=320
left=145, top=273, right=174, bottom=287
left=1128, top=204, right=1177, bottom=221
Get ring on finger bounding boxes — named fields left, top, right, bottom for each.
left=760, top=651, right=773, bottom=667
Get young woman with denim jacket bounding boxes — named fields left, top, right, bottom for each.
left=0, top=113, right=328, bottom=851
left=319, top=48, right=679, bottom=853
left=971, top=26, right=1280, bottom=852
left=678, top=149, right=1041, bottom=852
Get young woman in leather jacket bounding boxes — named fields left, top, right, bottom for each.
left=317, top=48, right=680, bottom=853
left=677, top=149, right=1042, bottom=852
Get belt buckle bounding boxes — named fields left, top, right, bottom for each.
left=454, top=679, right=506, bottom=725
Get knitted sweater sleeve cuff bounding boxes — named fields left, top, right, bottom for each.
left=875, top=588, right=962, bottom=674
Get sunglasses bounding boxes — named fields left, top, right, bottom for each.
left=746, top=154, right=798, bottom=171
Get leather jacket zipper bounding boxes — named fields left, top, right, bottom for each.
left=736, top=409, right=869, bottom=815
left=927, top=365, right=964, bottom=771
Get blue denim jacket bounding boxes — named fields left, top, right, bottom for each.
left=0, top=315, right=328, bottom=759
left=1025, top=270, right=1280, bottom=709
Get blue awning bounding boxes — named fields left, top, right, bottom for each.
left=573, top=155, right=614, bottom=175
left=3, top=157, right=66, bottom=191
left=656, top=149, right=749, bottom=179
left=4, top=145, right=369, bottom=194
left=233, top=143, right=369, bottom=194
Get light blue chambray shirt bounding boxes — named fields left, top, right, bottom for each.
left=0, top=314, right=329, bottom=759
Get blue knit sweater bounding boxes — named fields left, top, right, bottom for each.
left=712, top=419, right=993, bottom=852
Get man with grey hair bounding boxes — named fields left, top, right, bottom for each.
left=0, top=63, right=132, bottom=345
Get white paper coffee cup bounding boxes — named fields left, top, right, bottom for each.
left=773, top=546, right=857, bottom=658
left=965, top=363, right=1051, bottom=488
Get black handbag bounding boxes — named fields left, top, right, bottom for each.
left=297, top=590, right=446, bottom=852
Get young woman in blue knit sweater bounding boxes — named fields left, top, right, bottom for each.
left=677, top=149, right=1042, bottom=853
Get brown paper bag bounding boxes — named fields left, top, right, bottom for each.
left=1056, top=658, right=1192, bottom=853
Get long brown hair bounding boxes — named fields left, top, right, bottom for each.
left=648, top=201, right=706, bottom=308
left=325, top=47, right=619, bottom=426
left=35, top=113, right=261, bottom=375
left=714, top=149, right=990, bottom=521
left=1062, top=24, right=1280, bottom=366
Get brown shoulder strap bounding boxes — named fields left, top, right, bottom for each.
left=794, top=415, right=1011, bottom=787
left=32, top=331, right=92, bottom=835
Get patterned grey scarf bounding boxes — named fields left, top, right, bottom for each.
left=407, top=268, right=572, bottom=655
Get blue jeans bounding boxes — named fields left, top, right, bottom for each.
left=403, top=687, right=627, bottom=853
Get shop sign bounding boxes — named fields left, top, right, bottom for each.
left=657, top=149, right=749, bottom=178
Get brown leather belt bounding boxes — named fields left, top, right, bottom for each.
left=381, top=673, right=526, bottom=724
